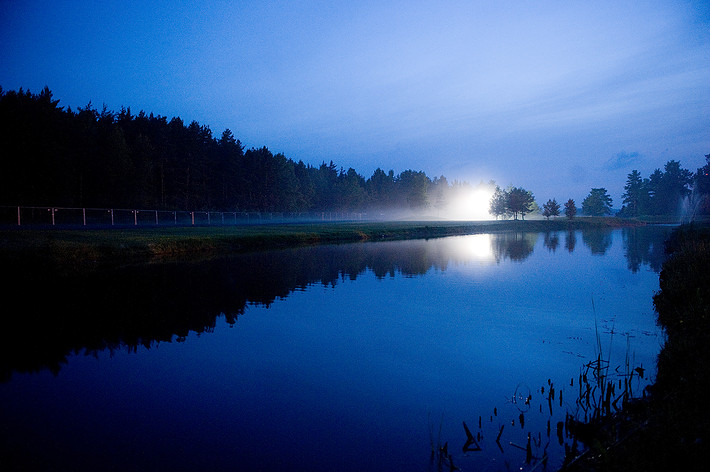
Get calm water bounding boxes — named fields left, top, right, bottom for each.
left=0, top=226, right=672, bottom=471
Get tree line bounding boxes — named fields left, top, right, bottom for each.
left=618, top=160, right=706, bottom=217
left=0, top=86, right=484, bottom=216
left=489, top=186, right=580, bottom=221
left=490, top=157, right=709, bottom=221
left=580, top=159, right=709, bottom=219
left=2, top=86, right=708, bottom=219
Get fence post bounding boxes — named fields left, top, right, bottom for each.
left=133, top=210, right=138, bottom=225
left=17, top=206, right=20, bottom=226
left=83, top=208, right=86, bottom=226
left=155, top=210, right=158, bottom=225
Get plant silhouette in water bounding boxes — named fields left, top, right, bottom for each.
left=429, top=303, right=651, bottom=471
left=563, top=307, right=649, bottom=467
left=429, top=414, right=459, bottom=472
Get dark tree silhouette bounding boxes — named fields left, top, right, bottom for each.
left=582, top=188, right=613, bottom=216
left=542, top=198, right=560, bottom=219
left=0, top=87, right=460, bottom=216
left=489, top=185, right=509, bottom=220
left=695, top=153, right=710, bottom=214
left=506, top=187, right=536, bottom=220
left=620, top=170, right=644, bottom=217
left=564, top=199, right=577, bottom=219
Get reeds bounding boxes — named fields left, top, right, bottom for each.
left=439, top=309, right=649, bottom=471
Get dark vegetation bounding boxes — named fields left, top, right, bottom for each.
left=561, top=223, right=710, bottom=471
left=576, top=159, right=708, bottom=218
left=489, top=185, right=537, bottom=220
left=0, top=86, right=482, bottom=217
left=617, top=161, right=706, bottom=218
left=3, top=86, right=707, bottom=222
left=582, top=188, right=614, bottom=217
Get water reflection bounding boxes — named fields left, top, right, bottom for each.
left=0, top=225, right=676, bottom=472
left=492, top=232, right=538, bottom=261
left=582, top=229, right=614, bottom=255
left=453, top=233, right=494, bottom=261
left=544, top=232, right=560, bottom=252
left=565, top=231, right=577, bottom=253
left=0, top=226, right=672, bottom=381
left=623, top=225, right=669, bottom=273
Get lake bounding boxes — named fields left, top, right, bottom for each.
left=0, top=225, right=672, bottom=471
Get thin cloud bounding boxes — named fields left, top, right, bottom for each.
left=604, top=151, right=642, bottom=171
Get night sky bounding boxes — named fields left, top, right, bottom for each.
left=2, top=0, right=709, bottom=205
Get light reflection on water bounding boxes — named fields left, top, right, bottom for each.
left=0, top=226, right=673, bottom=471
left=449, top=233, right=495, bottom=262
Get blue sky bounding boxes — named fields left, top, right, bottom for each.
left=1, top=0, right=709, bottom=205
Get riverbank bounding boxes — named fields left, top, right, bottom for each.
left=562, top=222, right=710, bottom=471
left=0, top=217, right=642, bottom=269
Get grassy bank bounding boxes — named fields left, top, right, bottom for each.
left=562, top=222, right=710, bottom=471
left=0, top=217, right=638, bottom=268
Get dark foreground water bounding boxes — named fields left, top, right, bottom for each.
left=0, top=226, right=672, bottom=471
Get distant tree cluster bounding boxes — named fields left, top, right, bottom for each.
left=0, top=87, right=478, bottom=216
left=568, top=158, right=705, bottom=219
left=489, top=186, right=536, bottom=220
left=617, top=161, right=695, bottom=217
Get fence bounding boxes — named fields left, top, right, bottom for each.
left=0, top=206, right=365, bottom=228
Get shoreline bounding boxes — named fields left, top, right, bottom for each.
left=1, top=217, right=646, bottom=268
left=561, top=221, right=710, bottom=471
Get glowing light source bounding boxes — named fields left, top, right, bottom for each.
left=446, top=186, right=494, bottom=220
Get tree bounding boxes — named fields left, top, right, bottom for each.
left=397, top=169, right=430, bottom=210
left=431, top=176, right=449, bottom=216
left=506, top=187, right=535, bottom=220
left=313, top=161, right=339, bottom=211
left=644, top=161, right=693, bottom=215
left=657, top=160, right=693, bottom=215
left=489, top=185, right=509, bottom=219
left=582, top=188, right=613, bottom=216
left=564, top=199, right=577, bottom=219
left=213, top=128, right=243, bottom=209
left=337, top=167, right=367, bottom=211
left=695, top=153, right=710, bottom=214
left=696, top=153, right=710, bottom=195
left=621, top=170, right=645, bottom=217
left=542, top=198, right=560, bottom=219
left=366, top=168, right=396, bottom=210
left=645, top=169, right=664, bottom=215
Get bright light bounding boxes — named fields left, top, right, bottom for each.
left=446, top=186, right=494, bottom=220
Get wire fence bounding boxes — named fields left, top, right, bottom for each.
left=0, top=206, right=365, bottom=228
